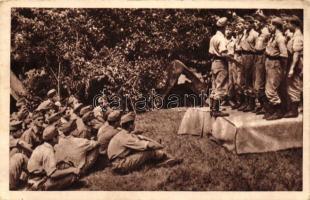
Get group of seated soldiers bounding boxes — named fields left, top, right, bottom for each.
left=9, top=89, right=182, bottom=190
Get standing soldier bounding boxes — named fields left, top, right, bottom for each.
left=231, top=17, right=246, bottom=110
left=238, top=16, right=259, bottom=112
left=253, top=12, right=270, bottom=114
left=284, top=16, right=303, bottom=118
left=208, top=17, right=230, bottom=117
left=225, top=23, right=238, bottom=107
left=264, top=17, right=288, bottom=120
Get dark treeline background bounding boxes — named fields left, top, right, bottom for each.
left=11, top=8, right=303, bottom=107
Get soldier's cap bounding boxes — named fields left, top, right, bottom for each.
left=81, top=111, right=93, bottom=122
left=253, top=12, right=267, bottom=22
left=288, top=15, right=302, bottom=26
left=234, top=16, right=245, bottom=24
left=47, top=112, right=62, bottom=124
left=244, top=15, right=255, bottom=23
left=80, top=105, right=93, bottom=116
left=16, top=98, right=26, bottom=107
left=73, top=102, right=83, bottom=113
left=271, top=17, right=284, bottom=26
left=59, top=119, right=77, bottom=134
left=32, top=112, right=44, bottom=121
left=55, top=101, right=61, bottom=107
left=216, top=17, right=228, bottom=27
left=120, top=112, right=136, bottom=125
left=35, top=99, right=53, bottom=111
left=10, top=120, right=23, bottom=131
left=47, top=89, right=57, bottom=98
left=43, top=125, right=58, bottom=141
left=107, top=110, right=122, bottom=122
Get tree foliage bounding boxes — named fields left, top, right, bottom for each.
left=11, top=8, right=302, bottom=106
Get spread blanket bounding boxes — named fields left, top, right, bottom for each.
left=177, top=107, right=303, bottom=154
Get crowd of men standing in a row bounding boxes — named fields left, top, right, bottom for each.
left=9, top=90, right=182, bottom=190
left=208, top=10, right=303, bottom=120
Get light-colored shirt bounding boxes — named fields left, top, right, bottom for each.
left=255, top=27, right=270, bottom=51
left=265, top=29, right=288, bottom=58
left=241, top=29, right=259, bottom=52
left=107, top=130, right=149, bottom=160
left=226, top=37, right=236, bottom=56
left=54, top=135, right=98, bottom=169
left=292, top=29, right=303, bottom=54
left=209, top=31, right=227, bottom=57
left=27, top=142, right=57, bottom=176
left=20, top=127, right=41, bottom=149
left=235, top=34, right=243, bottom=52
left=10, top=153, right=28, bottom=189
left=97, top=123, right=121, bottom=153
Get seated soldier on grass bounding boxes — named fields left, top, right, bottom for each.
left=27, top=125, right=80, bottom=191
left=107, top=112, right=182, bottom=174
left=10, top=153, right=29, bottom=190
left=55, top=119, right=100, bottom=175
left=97, top=110, right=122, bottom=155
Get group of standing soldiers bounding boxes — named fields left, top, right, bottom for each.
left=208, top=11, right=303, bottom=120
left=9, top=89, right=181, bottom=190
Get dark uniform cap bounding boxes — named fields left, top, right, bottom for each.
left=288, top=15, right=302, bottom=25
left=47, top=89, right=57, bottom=98
left=59, top=119, right=77, bottom=134
left=120, top=112, right=136, bottom=125
left=216, top=17, right=228, bottom=27
left=253, top=12, right=267, bottom=22
left=43, top=125, right=58, bottom=141
left=80, top=105, right=93, bottom=116
left=107, top=110, right=121, bottom=122
left=10, top=120, right=23, bottom=131
left=271, top=17, right=283, bottom=26
left=244, top=15, right=255, bottom=23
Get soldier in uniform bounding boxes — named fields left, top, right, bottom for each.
left=284, top=16, right=303, bottom=118
left=27, top=125, right=80, bottom=190
left=231, top=17, right=246, bottom=110
left=238, top=16, right=259, bottom=112
left=253, top=12, right=270, bottom=114
left=264, top=17, right=288, bottom=120
left=208, top=17, right=230, bottom=117
left=107, top=112, right=182, bottom=174
left=225, top=23, right=238, bottom=107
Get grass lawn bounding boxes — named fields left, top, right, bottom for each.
left=74, top=108, right=302, bottom=191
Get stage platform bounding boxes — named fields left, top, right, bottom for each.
left=177, top=107, right=303, bottom=154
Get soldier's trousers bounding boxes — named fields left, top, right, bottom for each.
left=228, top=61, right=239, bottom=98
left=287, top=58, right=303, bottom=102
left=234, top=53, right=244, bottom=94
left=241, top=53, right=256, bottom=97
left=253, top=54, right=266, bottom=98
left=210, top=60, right=228, bottom=100
left=112, top=150, right=166, bottom=173
left=265, top=58, right=284, bottom=105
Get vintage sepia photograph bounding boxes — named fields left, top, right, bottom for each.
left=1, top=1, right=308, bottom=198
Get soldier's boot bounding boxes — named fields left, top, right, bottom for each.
left=231, top=93, right=242, bottom=110
left=209, top=98, right=215, bottom=117
left=283, top=101, right=299, bottom=118
left=255, top=96, right=265, bottom=115
left=243, top=96, right=255, bottom=112
left=266, top=104, right=283, bottom=120
left=238, top=95, right=248, bottom=111
left=262, top=98, right=274, bottom=119
left=212, top=99, right=229, bottom=118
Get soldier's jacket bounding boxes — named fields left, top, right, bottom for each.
left=265, top=30, right=288, bottom=58
left=54, top=135, right=98, bottom=169
left=97, top=123, right=121, bottom=154
left=10, top=153, right=28, bottom=190
left=291, top=29, right=303, bottom=55
left=255, top=27, right=270, bottom=51
left=20, top=126, right=42, bottom=150
left=209, top=31, right=228, bottom=57
left=240, top=29, right=259, bottom=52
left=107, top=129, right=150, bottom=160
left=226, top=36, right=236, bottom=56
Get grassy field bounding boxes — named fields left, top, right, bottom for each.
left=74, top=108, right=302, bottom=191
